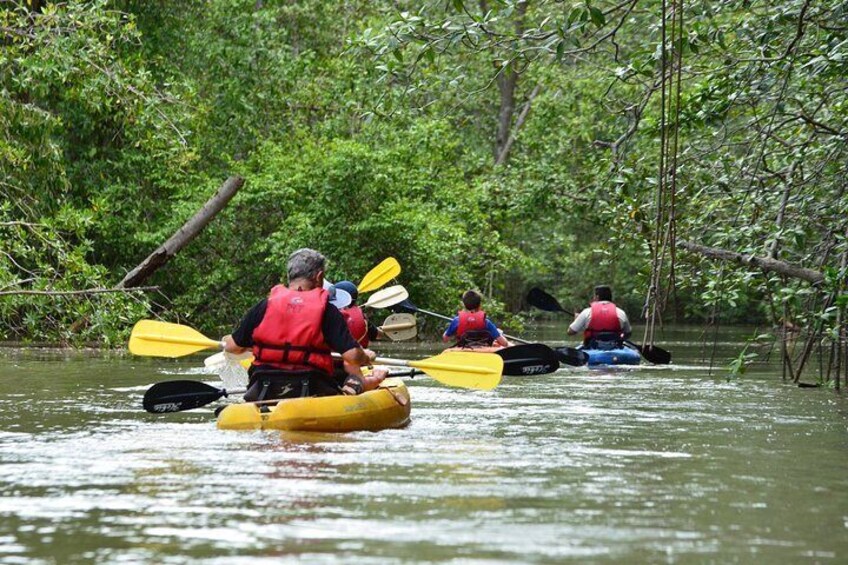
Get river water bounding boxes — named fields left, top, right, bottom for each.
left=0, top=324, right=846, bottom=563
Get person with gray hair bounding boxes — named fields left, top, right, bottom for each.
left=286, top=247, right=326, bottom=282
left=222, top=248, right=387, bottom=400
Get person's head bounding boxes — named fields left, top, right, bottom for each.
left=461, top=290, right=482, bottom=311
left=334, top=280, right=359, bottom=303
left=287, top=248, right=326, bottom=288
left=593, top=285, right=613, bottom=302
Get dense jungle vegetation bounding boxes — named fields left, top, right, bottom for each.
left=2, top=1, right=846, bottom=369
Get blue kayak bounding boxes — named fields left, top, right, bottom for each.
left=582, top=346, right=641, bottom=366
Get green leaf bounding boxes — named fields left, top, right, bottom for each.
left=589, top=6, right=606, bottom=27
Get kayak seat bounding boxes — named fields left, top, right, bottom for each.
left=586, top=332, right=624, bottom=351
left=244, top=370, right=342, bottom=401
left=457, top=330, right=494, bottom=348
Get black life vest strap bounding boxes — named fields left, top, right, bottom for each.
left=255, top=342, right=331, bottom=359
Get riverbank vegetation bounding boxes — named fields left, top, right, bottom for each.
left=2, top=1, right=845, bottom=382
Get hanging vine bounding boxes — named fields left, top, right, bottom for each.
left=643, top=0, right=684, bottom=351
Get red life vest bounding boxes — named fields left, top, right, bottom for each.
left=251, top=285, right=334, bottom=375
left=584, top=301, right=622, bottom=340
left=341, top=305, right=369, bottom=347
left=456, top=309, right=488, bottom=342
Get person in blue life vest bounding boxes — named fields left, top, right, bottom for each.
left=442, top=290, right=510, bottom=348
left=567, top=285, right=632, bottom=350
left=221, top=248, right=387, bottom=401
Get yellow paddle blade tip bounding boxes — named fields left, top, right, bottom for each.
left=128, top=319, right=220, bottom=357
left=358, top=257, right=402, bottom=294
left=411, top=351, right=503, bottom=390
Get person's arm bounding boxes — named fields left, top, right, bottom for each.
left=567, top=308, right=590, bottom=335
left=442, top=317, right=459, bottom=343
left=222, top=299, right=267, bottom=353
left=486, top=320, right=510, bottom=347
left=618, top=309, right=632, bottom=338
left=221, top=335, right=247, bottom=354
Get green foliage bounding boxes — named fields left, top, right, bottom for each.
left=727, top=333, right=772, bottom=381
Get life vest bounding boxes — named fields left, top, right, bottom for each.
left=584, top=301, right=622, bottom=342
left=251, top=285, right=334, bottom=375
left=341, top=305, right=369, bottom=347
left=456, top=309, right=492, bottom=345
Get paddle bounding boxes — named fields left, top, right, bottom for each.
left=129, top=320, right=220, bottom=358
left=554, top=346, right=590, bottom=367
left=143, top=350, right=503, bottom=413
left=357, top=257, right=401, bottom=294
left=373, top=350, right=502, bottom=390
left=495, top=343, right=561, bottom=376
left=624, top=339, right=672, bottom=365
left=143, top=380, right=243, bottom=413
left=379, top=313, right=417, bottom=341
left=361, top=284, right=409, bottom=309
left=526, top=287, right=672, bottom=365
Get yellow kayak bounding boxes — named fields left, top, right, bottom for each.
left=216, top=378, right=411, bottom=432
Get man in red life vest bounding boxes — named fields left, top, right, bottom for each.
left=442, top=290, right=510, bottom=348
left=221, top=249, right=387, bottom=401
left=567, top=285, right=632, bottom=349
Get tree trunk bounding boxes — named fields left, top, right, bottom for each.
left=678, top=241, right=824, bottom=284
left=494, top=69, right=518, bottom=163
left=489, top=0, right=528, bottom=165
left=496, top=83, right=541, bottom=166
left=116, top=176, right=245, bottom=289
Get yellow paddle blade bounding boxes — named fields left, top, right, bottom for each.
left=357, top=257, right=401, bottom=294
left=376, top=351, right=502, bottom=390
left=129, top=320, right=220, bottom=358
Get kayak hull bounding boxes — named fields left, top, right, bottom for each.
left=216, top=378, right=411, bottom=432
left=583, top=347, right=641, bottom=366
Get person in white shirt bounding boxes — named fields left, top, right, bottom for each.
left=567, top=285, right=631, bottom=349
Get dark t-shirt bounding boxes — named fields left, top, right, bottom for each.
left=231, top=298, right=360, bottom=354
left=366, top=320, right=379, bottom=342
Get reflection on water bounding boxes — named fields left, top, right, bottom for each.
left=0, top=324, right=846, bottom=563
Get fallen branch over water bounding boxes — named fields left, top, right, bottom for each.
left=679, top=241, right=824, bottom=284
left=116, top=175, right=245, bottom=289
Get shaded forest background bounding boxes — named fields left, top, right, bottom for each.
left=1, top=0, right=846, bottom=352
